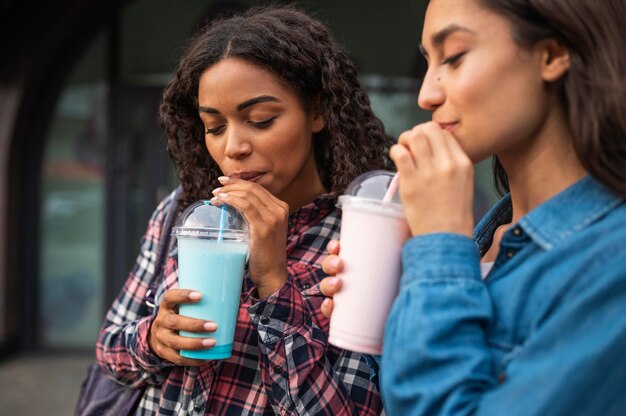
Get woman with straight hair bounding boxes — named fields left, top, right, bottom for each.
left=321, top=0, right=626, bottom=414
left=96, top=5, right=392, bottom=415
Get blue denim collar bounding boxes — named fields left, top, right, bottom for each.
left=474, top=194, right=512, bottom=256
left=520, top=176, right=623, bottom=250
left=474, top=176, right=624, bottom=253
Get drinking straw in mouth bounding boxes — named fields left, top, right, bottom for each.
left=382, top=173, right=400, bottom=203
left=218, top=204, right=227, bottom=242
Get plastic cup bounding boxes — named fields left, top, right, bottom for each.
left=328, top=170, right=411, bottom=355
left=172, top=201, right=249, bottom=360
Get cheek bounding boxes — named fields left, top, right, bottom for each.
left=452, top=65, right=546, bottom=158
left=273, top=117, right=313, bottom=153
left=204, top=139, right=225, bottom=167
left=445, top=75, right=494, bottom=159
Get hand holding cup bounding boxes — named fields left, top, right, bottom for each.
left=212, top=176, right=289, bottom=299
left=172, top=200, right=249, bottom=360
left=326, top=171, right=410, bottom=354
left=320, top=240, right=343, bottom=318
left=148, top=289, right=218, bottom=366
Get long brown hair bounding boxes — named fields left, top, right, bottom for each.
left=478, top=0, right=626, bottom=197
left=159, top=6, right=394, bottom=208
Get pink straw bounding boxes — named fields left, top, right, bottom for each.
left=382, top=173, right=400, bottom=203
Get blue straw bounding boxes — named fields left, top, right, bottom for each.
left=218, top=204, right=227, bottom=242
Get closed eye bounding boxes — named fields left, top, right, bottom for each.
left=248, top=116, right=277, bottom=129
left=441, top=51, right=466, bottom=66
left=205, top=125, right=225, bottom=135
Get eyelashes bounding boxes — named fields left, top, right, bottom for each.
left=248, top=116, right=277, bottom=129
left=441, top=51, right=466, bottom=66
left=204, top=116, right=277, bottom=135
left=206, top=125, right=224, bottom=135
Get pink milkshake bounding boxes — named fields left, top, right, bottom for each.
left=329, top=171, right=410, bottom=355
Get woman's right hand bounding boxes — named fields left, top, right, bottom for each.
left=320, top=240, right=343, bottom=318
left=391, top=121, right=475, bottom=237
left=148, top=289, right=217, bottom=366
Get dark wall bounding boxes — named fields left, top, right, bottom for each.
left=0, top=0, right=128, bottom=355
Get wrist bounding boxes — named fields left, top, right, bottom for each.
left=255, top=272, right=287, bottom=299
left=146, top=319, right=161, bottom=359
left=409, top=215, right=474, bottom=238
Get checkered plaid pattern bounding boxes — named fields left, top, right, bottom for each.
left=96, top=190, right=382, bottom=415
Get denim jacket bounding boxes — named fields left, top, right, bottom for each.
left=381, top=176, right=626, bottom=415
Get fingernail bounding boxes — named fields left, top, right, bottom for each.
left=327, top=277, right=338, bottom=287
left=218, top=176, right=230, bottom=184
left=212, top=187, right=222, bottom=195
left=327, top=240, right=337, bottom=252
left=202, top=338, right=216, bottom=347
left=328, top=257, right=340, bottom=269
left=189, top=291, right=202, bottom=300
left=204, top=322, right=217, bottom=331
left=219, top=192, right=228, bottom=198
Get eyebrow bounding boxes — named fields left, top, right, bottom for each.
left=419, top=24, right=474, bottom=58
left=198, top=95, right=280, bottom=114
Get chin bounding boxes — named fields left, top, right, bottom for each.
left=471, top=154, right=492, bottom=165
left=460, top=145, right=490, bottom=165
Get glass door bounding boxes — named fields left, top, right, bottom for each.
left=39, top=32, right=107, bottom=348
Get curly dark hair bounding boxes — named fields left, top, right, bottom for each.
left=159, top=5, right=394, bottom=208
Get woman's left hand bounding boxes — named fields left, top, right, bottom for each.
left=391, top=121, right=475, bottom=237
left=212, top=177, right=289, bottom=299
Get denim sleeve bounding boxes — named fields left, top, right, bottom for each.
left=381, top=233, right=497, bottom=415
left=381, top=233, right=626, bottom=416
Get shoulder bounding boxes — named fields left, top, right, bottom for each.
left=150, top=187, right=181, bottom=223
left=145, top=187, right=181, bottom=241
left=553, top=202, right=626, bottom=302
left=579, top=199, right=626, bottom=257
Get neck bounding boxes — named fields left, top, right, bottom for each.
left=498, top=107, right=587, bottom=223
left=280, top=151, right=327, bottom=213
left=284, top=180, right=327, bottom=214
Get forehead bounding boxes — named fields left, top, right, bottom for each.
left=200, top=59, right=281, bottom=90
left=198, top=58, right=294, bottom=104
left=422, top=0, right=510, bottom=46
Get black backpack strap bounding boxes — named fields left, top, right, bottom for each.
left=145, top=185, right=182, bottom=310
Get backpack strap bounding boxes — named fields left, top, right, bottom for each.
left=145, top=185, right=182, bottom=310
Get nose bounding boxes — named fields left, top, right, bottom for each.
left=223, top=126, right=252, bottom=160
left=417, top=68, right=445, bottom=111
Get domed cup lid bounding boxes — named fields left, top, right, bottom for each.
left=172, top=201, right=249, bottom=241
left=337, top=170, right=404, bottom=215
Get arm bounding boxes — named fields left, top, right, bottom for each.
left=383, top=233, right=626, bottom=416
left=96, top=193, right=176, bottom=387
left=382, top=233, right=495, bottom=415
left=212, top=178, right=382, bottom=414
left=248, top=264, right=382, bottom=416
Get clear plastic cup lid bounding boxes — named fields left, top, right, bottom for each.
left=172, top=201, right=249, bottom=240
left=337, top=170, right=404, bottom=213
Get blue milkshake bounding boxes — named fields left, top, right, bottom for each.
left=172, top=201, right=249, bottom=360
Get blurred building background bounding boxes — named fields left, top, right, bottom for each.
left=0, top=0, right=497, bottom=413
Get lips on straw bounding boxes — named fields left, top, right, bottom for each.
left=382, top=173, right=400, bottom=203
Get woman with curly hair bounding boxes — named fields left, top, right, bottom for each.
left=96, top=5, right=392, bottom=416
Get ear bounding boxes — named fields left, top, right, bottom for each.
left=540, top=39, right=570, bottom=82
left=310, top=95, right=326, bottom=133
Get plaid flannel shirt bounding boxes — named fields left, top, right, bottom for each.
left=96, top=189, right=382, bottom=415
